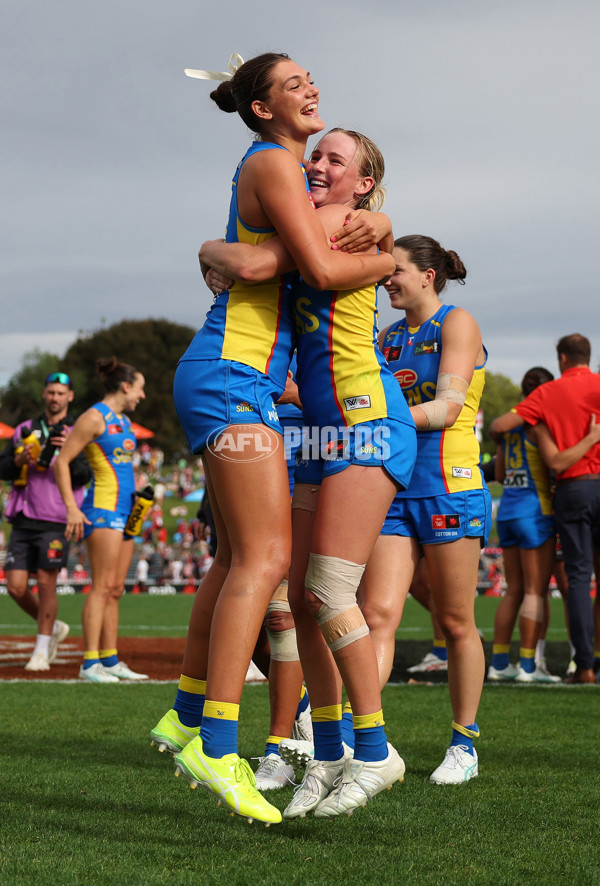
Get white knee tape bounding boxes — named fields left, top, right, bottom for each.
left=266, top=626, right=300, bottom=662
left=305, top=552, right=369, bottom=652
left=267, top=580, right=290, bottom=615
left=521, top=594, right=544, bottom=622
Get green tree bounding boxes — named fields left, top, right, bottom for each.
left=0, top=349, right=63, bottom=425
left=480, top=371, right=521, bottom=455
left=62, top=318, right=196, bottom=458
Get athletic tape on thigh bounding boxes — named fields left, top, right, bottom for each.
left=292, top=483, right=320, bottom=513
left=305, top=552, right=369, bottom=652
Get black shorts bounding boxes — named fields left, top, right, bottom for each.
left=5, top=524, right=70, bottom=573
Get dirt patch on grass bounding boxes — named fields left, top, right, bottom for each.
left=0, top=635, right=186, bottom=681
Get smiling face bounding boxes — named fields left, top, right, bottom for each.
left=252, top=59, right=324, bottom=140
left=122, top=373, right=146, bottom=412
left=384, top=247, right=433, bottom=311
left=305, top=131, right=374, bottom=209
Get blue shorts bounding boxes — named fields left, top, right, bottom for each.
left=497, top=514, right=555, bottom=549
left=293, top=417, right=417, bottom=490
left=174, top=359, right=284, bottom=455
left=82, top=507, right=131, bottom=539
left=382, top=487, right=492, bottom=546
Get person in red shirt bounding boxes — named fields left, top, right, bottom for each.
left=490, top=334, right=600, bottom=684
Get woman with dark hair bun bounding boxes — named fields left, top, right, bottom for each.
left=361, top=234, right=491, bottom=785
left=54, top=357, right=147, bottom=684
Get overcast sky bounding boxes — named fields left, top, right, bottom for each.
left=2, top=0, right=599, bottom=391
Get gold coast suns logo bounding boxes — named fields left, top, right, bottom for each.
left=394, top=368, right=417, bottom=389
left=113, top=447, right=133, bottom=464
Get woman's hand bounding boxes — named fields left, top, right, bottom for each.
left=587, top=413, right=600, bottom=444
left=276, top=373, right=302, bottom=409
left=330, top=210, right=392, bottom=253
left=205, top=267, right=233, bottom=296
left=64, top=505, right=91, bottom=543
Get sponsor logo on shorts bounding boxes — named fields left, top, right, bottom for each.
left=207, top=423, right=280, bottom=463
left=452, top=466, right=472, bottom=479
left=394, top=368, right=417, bottom=389
left=287, top=425, right=391, bottom=462
left=343, top=395, right=371, bottom=411
left=414, top=339, right=439, bottom=355
left=432, top=514, right=461, bottom=530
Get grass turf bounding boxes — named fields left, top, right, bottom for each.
left=1, top=682, right=599, bottom=886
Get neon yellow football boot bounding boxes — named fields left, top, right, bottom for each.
left=174, top=736, right=282, bottom=825
left=150, top=709, right=200, bottom=755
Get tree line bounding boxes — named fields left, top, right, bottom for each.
left=0, top=318, right=521, bottom=460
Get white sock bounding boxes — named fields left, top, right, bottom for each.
left=33, top=634, right=51, bottom=657
left=535, top=639, right=546, bottom=664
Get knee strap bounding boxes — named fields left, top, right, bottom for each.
left=267, top=580, right=290, bottom=615
left=266, top=581, right=299, bottom=661
left=305, top=552, right=369, bottom=652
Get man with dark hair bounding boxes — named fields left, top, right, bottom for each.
left=0, top=372, right=91, bottom=671
left=490, top=334, right=600, bottom=684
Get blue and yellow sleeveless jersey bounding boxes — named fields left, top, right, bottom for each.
left=82, top=403, right=136, bottom=516
left=497, top=427, right=552, bottom=519
left=380, top=304, right=486, bottom=497
left=179, top=141, right=305, bottom=395
left=293, top=277, right=413, bottom=430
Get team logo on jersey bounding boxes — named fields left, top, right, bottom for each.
left=394, top=368, right=417, bottom=389
left=344, top=395, right=371, bottom=411
left=414, top=339, right=439, bottom=355
left=112, top=447, right=133, bottom=464
left=452, top=466, right=472, bottom=479
left=432, top=514, right=461, bottom=530
left=107, top=424, right=123, bottom=434
left=123, top=438, right=135, bottom=452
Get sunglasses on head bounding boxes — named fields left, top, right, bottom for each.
left=45, top=372, right=71, bottom=386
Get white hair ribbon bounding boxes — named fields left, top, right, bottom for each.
left=184, top=52, right=244, bottom=82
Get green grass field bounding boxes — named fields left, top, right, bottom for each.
left=2, top=594, right=598, bottom=886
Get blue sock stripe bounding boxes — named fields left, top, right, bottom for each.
left=174, top=688, right=206, bottom=728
